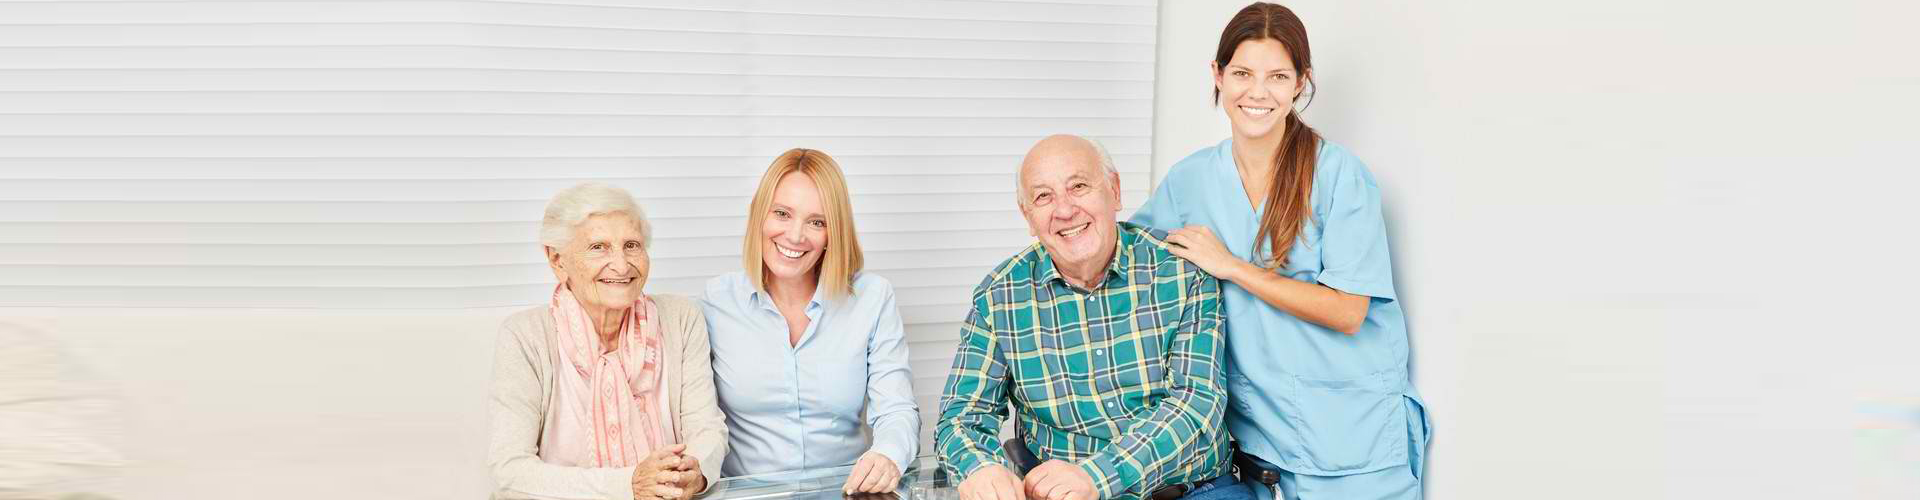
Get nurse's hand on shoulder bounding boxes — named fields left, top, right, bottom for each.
left=1022, top=460, right=1094, bottom=500
left=843, top=451, right=901, bottom=494
left=1165, top=226, right=1248, bottom=281
left=958, top=464, right=1026, bottom=500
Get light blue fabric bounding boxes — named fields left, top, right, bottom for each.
left=700, top=271, right=920, bottom=477
left=1131, top=139, right=1429, bottom=478
left=1249, top=464, right=1421, bottom=500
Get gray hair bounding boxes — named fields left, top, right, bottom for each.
left=1015, top=135, right=1120, bottom=206
left=540, top=182, right=652, bottom=250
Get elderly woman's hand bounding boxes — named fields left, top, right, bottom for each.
left=631, top=444, right=697, bottom=500
left=671, top=453, right=706, bottom=500
left=843, top=451, right=901, bottom=494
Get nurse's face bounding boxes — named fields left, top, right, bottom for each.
left=1214, top=38, right=1307, bottom=141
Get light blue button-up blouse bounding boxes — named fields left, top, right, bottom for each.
left=700, top=271, right=920, bottom=477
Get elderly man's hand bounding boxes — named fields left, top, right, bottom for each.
left=1021, top=460, right=1094, bottom=500
left=957, top=464, right=1026, bottom=500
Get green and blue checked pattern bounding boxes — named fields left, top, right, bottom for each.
left=936, top=222, right=1231, bottom=500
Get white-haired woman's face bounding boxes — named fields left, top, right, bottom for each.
left=546, top=212, right=650, bottom=311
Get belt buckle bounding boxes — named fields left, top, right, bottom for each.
left=1149, top=482, right=1192, bottom=500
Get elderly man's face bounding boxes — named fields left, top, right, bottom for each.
left=1019, top=141, right=1122, bottom=278
left=546, top=212, right=650, bottom=312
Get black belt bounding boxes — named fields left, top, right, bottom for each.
left=1147, top=474, right=1229, bottom=500
left=1233, top=453, right=1282, bottom=486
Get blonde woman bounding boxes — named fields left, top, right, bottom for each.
left=489, top=183, right=728, bottom=500
left=699, top=149, right=919, bottom=493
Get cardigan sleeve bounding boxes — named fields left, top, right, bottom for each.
left=659, top=295, right=729, bottom=493
left=487, top=308, right=638, bottom=500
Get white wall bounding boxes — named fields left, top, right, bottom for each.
left=1155, top=1, right=1919, bottom=499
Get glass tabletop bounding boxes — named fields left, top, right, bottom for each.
left=698, top=456, right=957, bottom=500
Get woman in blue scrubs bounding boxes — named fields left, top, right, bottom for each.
left=1130, top=3, right=1428, bottom=499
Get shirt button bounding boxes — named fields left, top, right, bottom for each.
left=1095, top=349, right=1104, bottom=355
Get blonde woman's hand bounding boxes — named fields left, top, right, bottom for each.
left=631, top=444, right=692, bottom=500
left=843, top=451, right=901, bottom=494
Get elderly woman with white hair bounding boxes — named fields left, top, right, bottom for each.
left=489, top=182, right=727, bottom=500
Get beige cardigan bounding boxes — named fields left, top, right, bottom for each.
left=488, top=295, right=729, bottom=500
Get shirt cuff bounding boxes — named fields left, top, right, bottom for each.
left=605, top=466, right=637, bottom=500
left=1316, top=273, right=1396, bottom=301
left=871, top=442, right=913, bottom=475
left=946, top=451, right=1005, bottom=485
left=869, top=415, right=918, bottom=475
left=1075, top=453, right=1129, bottom=500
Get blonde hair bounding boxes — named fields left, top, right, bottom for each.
left=743, top=149, right=864, bottom=300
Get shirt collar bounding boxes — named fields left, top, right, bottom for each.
left=1036, top=222, right=1136, bottom=291
left=746, top=276, right=826, bottom=313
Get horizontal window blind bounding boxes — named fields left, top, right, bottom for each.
left=0, top=0, right=1159, bottom=449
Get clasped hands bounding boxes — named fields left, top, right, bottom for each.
left=631, top=444, right=705, bottom=500
left=957, top=461, right=1095, bottom=500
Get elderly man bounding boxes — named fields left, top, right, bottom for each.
left=936, top=135, right=1248, bottom=500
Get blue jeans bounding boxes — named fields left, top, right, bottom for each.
left=1178, top=474, right=1256, bottom=500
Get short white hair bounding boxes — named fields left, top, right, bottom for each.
left=540, top=182, right=651, bottom=250
left=1015, top=135, right=1120, bottom=206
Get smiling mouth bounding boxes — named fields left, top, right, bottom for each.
left=1240, top=105, right=1275, bottom=117
left=775, top=243, right=809, bottom=259
left=1056, top=222, right=1091, bottom=239
left=597, top=277, right=634, bottom=285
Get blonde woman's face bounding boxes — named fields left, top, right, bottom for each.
left=761, top=171, right=829, bottom=284
left=1215, top=38, right=1303, bottom=141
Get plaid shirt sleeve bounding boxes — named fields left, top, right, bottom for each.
left=935, top=286, right=1011, bottom=482
left=1073, top=270, right=1228, bottom=498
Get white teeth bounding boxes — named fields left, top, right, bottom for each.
left=599, top=278, right=632, bottom=284
left=775, top=244, right=805, bottom=259
left=1057, top=223, right=1090, bottom=238
left=1241, top=106, right=1274, bottom=116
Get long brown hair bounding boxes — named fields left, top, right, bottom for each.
left=1215, top=2, right=1319, bottom=269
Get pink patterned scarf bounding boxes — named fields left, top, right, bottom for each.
left=539, top=285, right=675, bottom=468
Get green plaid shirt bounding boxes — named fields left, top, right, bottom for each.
left=936, top=222, right=1230, bottom=500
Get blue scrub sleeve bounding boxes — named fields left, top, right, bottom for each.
left=1314, top=155, right=1399, bottom=301
left=1127, top=170, right=1183, bottom=231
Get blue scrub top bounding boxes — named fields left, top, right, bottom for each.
left=1130, top=139, right=1428, bottom=477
